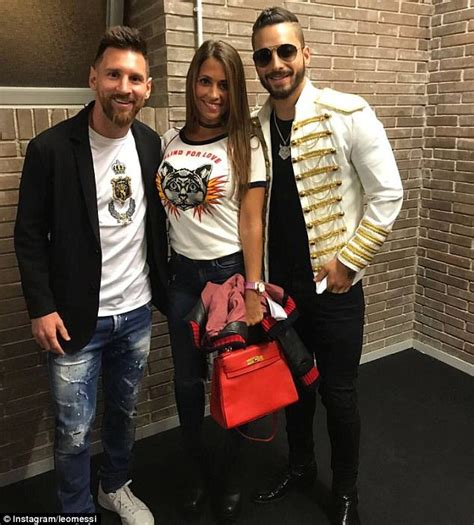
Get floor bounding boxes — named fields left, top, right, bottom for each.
left=1, top=349, right=473, bottom=524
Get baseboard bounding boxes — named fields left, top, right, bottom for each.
left=0, top=410, right=211, bottom=488
left=360, top=339, right=474, bottom=376
left=0, top=457, right=55, bottom=488
left=0, top=416, right=184, bottom=487
left=135, top=414, right=180, bottom=441
left=134, top=405, right=210, bottom=441
left=413, top=340, right=474, bottom=376
left=360, top=340, right=413, bottom=364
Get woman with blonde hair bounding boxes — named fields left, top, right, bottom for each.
left=156, top=40, right=266, bottom=522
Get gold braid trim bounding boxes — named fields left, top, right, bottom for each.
left=309, top=227, right=347, bottom=245
left=352, top=236, right=378, bottom=255
left=344, top=243, right=373, bottom=264
left=358, top=227, right=384, bottom=247
left=291, top=130, right=332, bottom=147
left=295, top=164, right=339, bottom=181
left=293, top=113, right=330, bottom=130
left=310, top=243, right=346, bottom=259
left=361, top=219, right=389, bottom=237
left=307, top=211, right=345, bottom=229
left=292, top=148, right=336, bottom=164
left=299, top=181, right=342, bottom=197
left=338, top=251, right=366, bottom=271
left=303, top=196, right=342, bottom=213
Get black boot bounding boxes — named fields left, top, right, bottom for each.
left=179, top=452, right=208, bottom=519
left=175, top=380, right=207, bottom=518
left=215, top=428, right=245, bottom=523
left=252, top=459, right=317, bottom=504
left=215, top=488, right=242, bottom=524
left=181, top=478, right=207, bottom=518
left=332, top=491, right=361, bottom=525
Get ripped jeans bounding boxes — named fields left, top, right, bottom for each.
left=47, top=303, right=152, bottom=512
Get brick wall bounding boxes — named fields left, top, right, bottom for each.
left=1, top=0, right=472, bottom=485
left=417, top=0, right=474, bottom=363
left=125, top=0, right=170, bottom=110
left=0, top=108, right=42, bottom=478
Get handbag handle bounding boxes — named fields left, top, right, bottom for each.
left=236, top=412, right=278, bottom=442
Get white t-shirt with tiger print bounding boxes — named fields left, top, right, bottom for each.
left=156, top=128, right=266, bottom=260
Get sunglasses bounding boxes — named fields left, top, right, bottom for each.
left=252, top=44, right=300, bottom=68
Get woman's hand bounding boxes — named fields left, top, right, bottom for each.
left=244, top=290, right=264, bottom=326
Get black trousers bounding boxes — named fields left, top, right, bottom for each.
left=167, top=251, right=246, bottom=487
left=271, top=261, right=365, bottom=495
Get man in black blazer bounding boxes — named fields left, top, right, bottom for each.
left=14, top=27, right=167, bottom=524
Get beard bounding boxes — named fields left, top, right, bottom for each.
left=98, top=92, right=144, bottom=128
left=258, top=63, right=306, bottom=100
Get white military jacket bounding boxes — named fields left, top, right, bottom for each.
left=253, top=79, right=403, bottom=284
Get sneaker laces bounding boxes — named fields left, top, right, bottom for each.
left=113, top=481, right=147, bottom=513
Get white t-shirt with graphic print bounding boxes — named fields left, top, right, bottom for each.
left=89, top=127, right=151, bottom=316
left=157, top=129, right=266, bottom=260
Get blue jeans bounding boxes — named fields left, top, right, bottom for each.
left=48, top=303, right=152, bottom=512
left=167, top=250, right=246, bottom=485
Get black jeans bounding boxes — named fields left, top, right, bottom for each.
left=271, top=261, right=364, bottom=495
left=167, top=250, right=246, bottom=486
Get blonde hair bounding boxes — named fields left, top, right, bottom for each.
left=185, top=40, right=252, bottom=198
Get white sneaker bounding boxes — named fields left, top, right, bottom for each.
left=98, top=480, right=155, bottom=525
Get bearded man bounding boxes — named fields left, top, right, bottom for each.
left=250, top=7, right=403, bottom=525
left=14, top=26, right=168, bottom=524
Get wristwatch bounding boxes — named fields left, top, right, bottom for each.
left=244, top=280, right=266, bottom=295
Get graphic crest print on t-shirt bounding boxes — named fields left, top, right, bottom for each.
left=157, top=161, right=226, bottom=220
left=109, top=159, right=136, bottom=226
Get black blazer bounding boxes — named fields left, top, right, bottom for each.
left=14, top=103, right=168, bottom=352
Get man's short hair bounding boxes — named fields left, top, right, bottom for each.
left=252, top=6, right=305, bottom=48
left=94, top=26, right=148, bottom=65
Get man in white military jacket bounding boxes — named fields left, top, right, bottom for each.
left=250, top=7, right=403, bottom=525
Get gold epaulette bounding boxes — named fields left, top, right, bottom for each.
left=315, top=88, right=367, bottom=114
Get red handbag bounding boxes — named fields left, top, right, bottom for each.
left=210, top=340, right=299, bottom=438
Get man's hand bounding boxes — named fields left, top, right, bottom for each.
left=31, top=312, right=71, bottom=355
left=244, top=290, right=264, bottom=326
left=315, top=257, right=356, bottom=294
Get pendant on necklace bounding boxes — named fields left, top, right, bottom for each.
left=278, top=143, right=291, bottom=160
